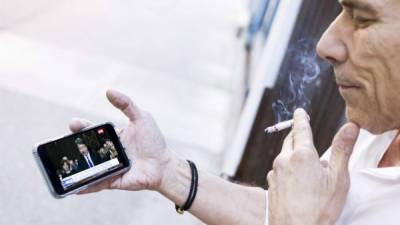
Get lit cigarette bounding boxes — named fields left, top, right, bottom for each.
left=264, top=116, right=310, bottom=134
left=264, top=119, right=294, bottom=133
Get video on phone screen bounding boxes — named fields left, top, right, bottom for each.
left=42, top=127, right=123, bottom=190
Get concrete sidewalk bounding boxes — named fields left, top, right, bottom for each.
left=0, top=0, right=244, bottom=166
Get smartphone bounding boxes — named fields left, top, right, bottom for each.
left=33, top=123, right=131, bottom=198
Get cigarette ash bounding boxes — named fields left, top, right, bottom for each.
left=272, top=39, right=329, bottom=123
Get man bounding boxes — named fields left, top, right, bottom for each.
left=104, top=139, right=119, bottom=159
left=75, top=138, right=102, bottom=171
left=68, top=0, right=400, bottom=224
left=60, top=157, right=77, bottom=178
left=97, top=139, right=118, bottom=161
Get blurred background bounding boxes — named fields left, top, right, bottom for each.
left=0, top=0, right=344, bottom=224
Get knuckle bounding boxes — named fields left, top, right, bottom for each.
left=332, top=134, right=346, bottom=149
left=293, top=137, right=315, bottom=151
left=332, top=140, right=350, bottom=157
left=290, top=150, right=312, bottom=163
left=272, top=155, right=289, bottom=170
left=293, top=142, right=312, bottom=152
left=120, top=97, right=132, bottom=111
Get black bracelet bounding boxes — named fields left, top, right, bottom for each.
left=185, top=161, right=198, bottom=210
left=175, top=160, right=198, bottom=214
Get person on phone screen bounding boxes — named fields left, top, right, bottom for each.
left=75, top=138, right=102, bottom=171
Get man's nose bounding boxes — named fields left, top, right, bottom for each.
left=316, top=19, right=347, bottom=66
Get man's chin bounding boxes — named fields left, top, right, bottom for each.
left=362, top=125, right=388, bottom=135
left=346, top=109, right=395, bottom=134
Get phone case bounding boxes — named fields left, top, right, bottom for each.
left=32, top=123, right=131, bottom=198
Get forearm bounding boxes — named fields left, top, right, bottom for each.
left=158, top=154, right=266, bottom=225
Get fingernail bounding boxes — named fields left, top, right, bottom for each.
left=294, top=108, right=308, bottom=117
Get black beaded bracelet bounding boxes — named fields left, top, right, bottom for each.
left=175, top=160, right=198, bottom=214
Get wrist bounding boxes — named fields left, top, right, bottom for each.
left=157, top=153, right=192, bottom=207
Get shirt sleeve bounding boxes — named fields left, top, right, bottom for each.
left=264, top=190, right=269, bottom=225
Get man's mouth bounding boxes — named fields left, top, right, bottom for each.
left=336, top=76, right=362, bottom=90
left=338, top=84, right=360, bottom=90
left=335, top=71, right=362, bottom=93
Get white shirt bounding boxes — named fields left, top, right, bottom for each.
left=264, top=129, right=400, bottom=225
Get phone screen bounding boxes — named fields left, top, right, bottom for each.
left=37, top=123, right=130, bottom=196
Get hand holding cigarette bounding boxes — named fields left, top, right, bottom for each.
left=265, top=115, right=310, bottom=133
left=267, top=108, right=360, bottom=225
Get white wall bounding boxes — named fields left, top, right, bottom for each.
left=222, top=0, right=304, bottom=177
left=0, top=0, right=59, bottom=28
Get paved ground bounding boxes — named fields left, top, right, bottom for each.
left=0, top=0, right=245, bottom=224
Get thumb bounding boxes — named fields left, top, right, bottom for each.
left=329, top=123, right=360, bottom=174
left=106, top=89, right=142, bottom=122
left=69, top=118, right=94, bottom=133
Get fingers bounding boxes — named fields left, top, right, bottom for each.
left=329, top=123, right=360, bottom=174
left=106, top=89, right=142, bottom=122
left=77, top=183, right=109, bottom=195
left=292, top=108, right=314, bottom=151
left=69, top=118, right=94, bottom=133
left=77, top=176, right=120, bottom=195
left=280, top=131, right=294, bottom=155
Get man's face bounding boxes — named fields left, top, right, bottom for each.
left=78, top=143, right=89, bottom=155
left=317, top=0, right=400, bottom=134
left=62, top=162, right=69, bottom=171
left=105, top=141, right=115, bottom=149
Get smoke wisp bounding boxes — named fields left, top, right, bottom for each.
left=272, top=39, right=329, bottom=123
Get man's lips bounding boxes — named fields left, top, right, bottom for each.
left=339, top=84, right=359, bottom=89
left=336, top=78, right=361, bottom=89
left=338, top=83, right=361, bottom=93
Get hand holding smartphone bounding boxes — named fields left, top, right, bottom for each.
left=33, top=89, right=171, bottom=198
left=33, top=123, right=131, bottom=198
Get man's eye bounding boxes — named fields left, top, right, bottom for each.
left=354, top=17, right=372, bottom=23
left=353, top=16, right=375, bottom=28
